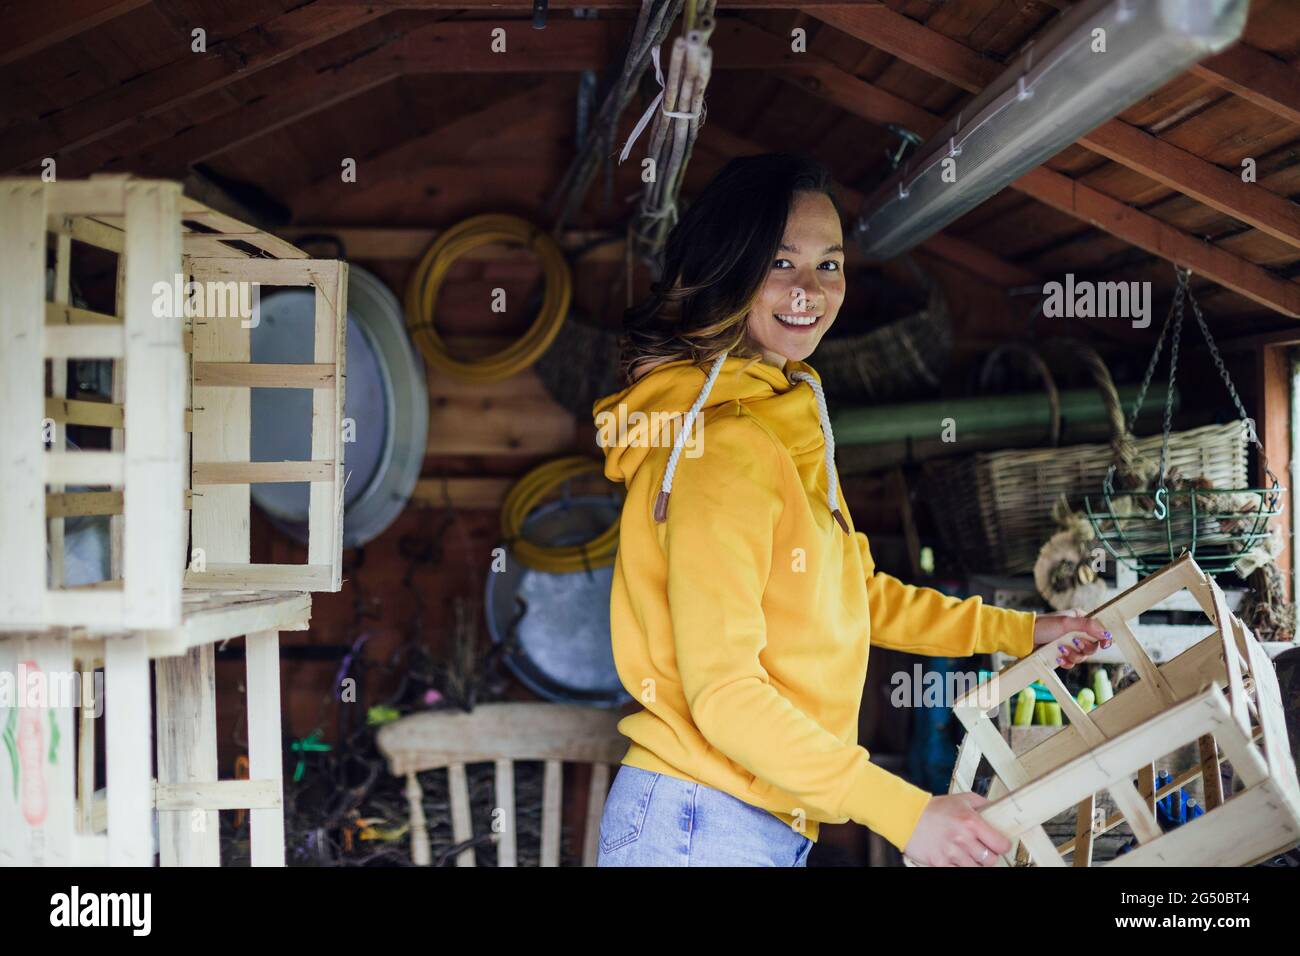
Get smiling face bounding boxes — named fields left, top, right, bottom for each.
left=744, top=190, right=846, bottom=367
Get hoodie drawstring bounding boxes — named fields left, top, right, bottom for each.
left=654, top=350, right=729, bottom=522
left=787, top=369, right=850, bottom=534
left=653, top=351, right=849, bottom=534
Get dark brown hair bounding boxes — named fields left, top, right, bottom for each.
left=619, top=152, right=842, bottom=383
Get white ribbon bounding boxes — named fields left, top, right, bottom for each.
left=618, top=44, right=700, bottom=164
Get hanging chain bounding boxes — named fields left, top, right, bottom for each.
left=1156, top=279, right=1185, bottom=489
left=1180, top=268, right=1280, bottom=492
left=1125, top=284, right=1179, bottom=435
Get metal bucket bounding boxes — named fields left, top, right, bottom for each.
left=249, top=265, right=428, bottom=548
left=484, top=495, right=630, bottom=707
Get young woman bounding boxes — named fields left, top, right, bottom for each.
left=591, top=153, right=1110, bottom=867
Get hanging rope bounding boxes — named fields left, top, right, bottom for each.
left=546, top=0, right=686, bottom=233
left=626, top=1, right=716, bottom=274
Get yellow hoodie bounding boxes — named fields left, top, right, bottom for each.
left=592, top=353, right=1036, bottom=850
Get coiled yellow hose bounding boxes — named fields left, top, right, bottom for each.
left=404, top=213, right=572, bottom=383
left=501, top=457, right=621, bottom=573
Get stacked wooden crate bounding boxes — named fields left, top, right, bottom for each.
left=0, top=175, right=348, bottom=866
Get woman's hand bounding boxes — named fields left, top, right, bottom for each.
left=903, top=792, right=1011, bottom=867
left=1032, top=609, right=1112, bottom=668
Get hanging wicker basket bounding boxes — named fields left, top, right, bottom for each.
left=924, top=341, right=1249, bottom=575
left=1083, top=267, right=1284, bottom=576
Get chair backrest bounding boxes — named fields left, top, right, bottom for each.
left=376, top=701, right=626, bottom=866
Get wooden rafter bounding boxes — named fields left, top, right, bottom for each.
left=807, top=5, right=1300, bottom=254
left=1018, top=166, right=1300, bottom=317
left=0, top=0, right=150, bottom=67
left=62, top=18, right=628, bottom=178
left=0, top=2, right=385, bottom=172
left=804, top=4, right=1300, bottom=317
left=286, top=78, right=570, bottom=207
left=1191, top=44, right=1300, bottom=127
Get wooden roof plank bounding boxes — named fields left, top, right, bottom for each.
left=1017, top=166, right=1300, bottom=318
left=0, top=0, right=150, bottom=67
left=1190, top=45, right=1300, bottom=127
left=0, top=2, right=385, bottom=172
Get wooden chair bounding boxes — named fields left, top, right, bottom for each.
left=375, top=702, right=626, bottom=866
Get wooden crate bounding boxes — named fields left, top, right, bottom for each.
left=0, top=591, right=310, bottom=866
left=944, top=554, right=1300, bottom=867
left=0, top=175, right=347, bottom=632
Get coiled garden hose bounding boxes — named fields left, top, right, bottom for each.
left=501, top=457, right=621, bottom=573
left=404, top=213, right=572, bottom=383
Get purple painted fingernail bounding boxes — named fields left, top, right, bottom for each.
left=1073, top=638, right=1085, bottom=649
left=1103, top=631, right=1112, bottom=638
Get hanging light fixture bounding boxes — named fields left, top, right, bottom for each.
left=854, top=0, right=1249, bottom=261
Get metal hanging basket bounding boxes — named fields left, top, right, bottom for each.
left=1085, top=267, right=1284, bottom=577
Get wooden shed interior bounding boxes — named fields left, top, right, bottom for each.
left=4, top=0, right=1300, bottom=867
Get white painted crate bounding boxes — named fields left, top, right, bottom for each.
left=0, top=175, right=348, bottom=632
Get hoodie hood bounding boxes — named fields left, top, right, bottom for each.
left=592, top=351, right=849, bottom=533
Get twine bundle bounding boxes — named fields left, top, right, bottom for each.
left=630, top=1, right=717, bottom=270
left=548, top=0, right=686, bottom=232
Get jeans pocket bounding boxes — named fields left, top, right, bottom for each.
left=599, top=768, right=658, bottom=853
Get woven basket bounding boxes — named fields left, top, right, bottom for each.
left=924, top=343, right=1248, bottom=575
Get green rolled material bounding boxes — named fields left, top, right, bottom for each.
left=1042, top=702, right=1063, bottom=726
left=831, top=384, right=1175, bottom=446
left=1077, top=687, right=1096, bottom=712
left=1013, top=687, right=1036, bottom=726
left=1093, top=667, right=1114, bottom=704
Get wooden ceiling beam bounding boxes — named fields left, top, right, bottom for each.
left=0, top=1, right=385, bottom=172
left=0, top=0, right=150, bottom=67
left=807, top=6, right=1300, bottom=253
left=1018, top=166, right=1300, bottom=317
left=1190, top=45, right=1300, bottom=127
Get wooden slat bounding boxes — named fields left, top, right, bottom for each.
left=44, top=324, right=124, bottom=358
left=246, top=630, right=286, bottom=866
left=122, top=181, right=186, bottom=628
left=192, top=460, right=334, bottom=484
left=193, top=362, right=336, bottom=388
left=448, top=762, right=475, bottom=867
left=50, top=214, right=125, bottom=252
left=183, top=563, right=334, bottom=590
left=46, top=302, right=119, bottom=325
left=46, top=450, right=125, bottom=485
left=190, top=256, right=252, bottom=581
left=0, top=182, right=46, bottom=625
left=495, top=759, right=517, bottom=868
left=309, top=261, right=347, bottom=591
left=155, top=645, right=220, bottom=865
left=541, top=759, right=563, bottom=867
left=44, top=397, right=124, bottom=428
left=46, top=490, right=123, bottom=518
left=105, top=634, right=152, bottom=866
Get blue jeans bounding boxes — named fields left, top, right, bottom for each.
left=596, top=765, right=812, bottom=866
